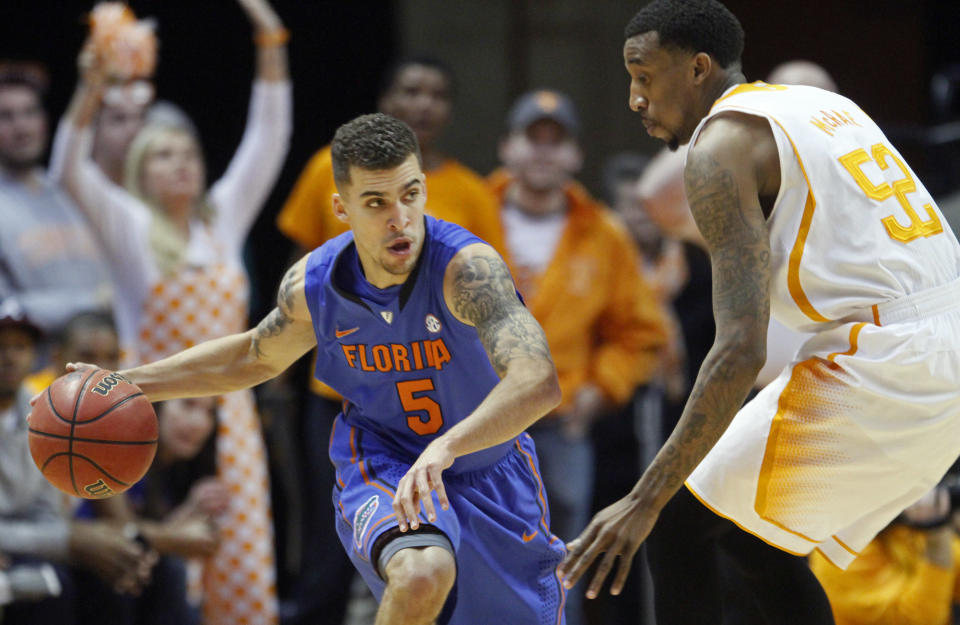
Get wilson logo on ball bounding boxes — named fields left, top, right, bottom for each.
left=84, top=479, right=115, bottom=498
left=90, top=372, right=131, bottom=397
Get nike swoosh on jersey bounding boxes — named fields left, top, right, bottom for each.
left=522, top=529, right=539, bottom=543
left=335, top=327, right=360, bottom=338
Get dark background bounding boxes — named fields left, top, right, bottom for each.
left=2, top=0, right=959, bottom=318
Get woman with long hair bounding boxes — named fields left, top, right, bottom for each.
left=55, top=1, right=291, bottom=623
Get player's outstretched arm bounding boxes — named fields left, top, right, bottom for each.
left=560, top=113, right=775, bottom=598
left=391, top=243, right=561, bottom=531
left=116, top=256, right=317, bottom=401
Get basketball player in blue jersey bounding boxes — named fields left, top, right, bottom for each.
left=50, top=112, right=567, bottom=625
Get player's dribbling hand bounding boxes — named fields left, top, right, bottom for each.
left=26, top=363, right=100, bottom=412
left=393, top=439, right=455, bottom=532
left=558, top=492, right=658, bottom=599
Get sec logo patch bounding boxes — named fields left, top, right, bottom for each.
left=425, top=314, right=441, bottom=333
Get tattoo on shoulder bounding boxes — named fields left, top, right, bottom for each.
left=451, top=253, right=550, bottom=375
left=278, top=264, right=299, bottom=314
left=252, top=264, right=300, bottom=358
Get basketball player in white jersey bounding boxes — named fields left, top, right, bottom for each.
left=559, top=1, right=960, bottom=623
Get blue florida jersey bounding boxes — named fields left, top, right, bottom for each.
left=304, top=217, right=511, bottom=473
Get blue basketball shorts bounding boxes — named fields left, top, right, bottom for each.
left=329, top=415, right=567, bottom=624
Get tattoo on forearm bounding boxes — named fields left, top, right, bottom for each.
left=451, top=255, right=550, bottom=376
left=252, top=264, right=299, bottom=358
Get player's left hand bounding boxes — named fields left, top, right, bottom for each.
left=558, top=492, right=658, bottom=599
left=393, top=439, right=455, bottom=532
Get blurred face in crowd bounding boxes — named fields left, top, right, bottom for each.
left=158, top=397, right=216, bottom=463
left=334, top=154, right=427, bottom=287
left=624, top=32, right=704, bottom=151
left=379, top=64, right=452, bottom=151
left=618, top=179, right=663, bottom=252
left=58, top=325, right=120, bottom=372
left=0, top=85, right=47, bottom=172
left=0, top=326, right=36, bottom=400
left=139, top=128, right=205, bottom=210
left=94, top=99, right=148, bottom=172
left=500, top=119, right=582, bottom=193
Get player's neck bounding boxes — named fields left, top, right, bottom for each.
left=706, top=69, right=746, bottom=107
left=356, top=252, right=410, bottom=290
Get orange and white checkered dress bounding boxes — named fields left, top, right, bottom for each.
left=54, top=80, right=291, bottom=625
left=137, top=250, right=277, bottom=625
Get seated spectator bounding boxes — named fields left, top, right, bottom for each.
left=0, top=552, right=62, bottom=611
left=0, top=62, right=112, bottom=334
left=24, top=310, right=120, bottom=395
left=84, top=397, right=229, bottom=625
left=1, top=299, right=154, bottom=625
left=811, top=484, right=960, bottom=625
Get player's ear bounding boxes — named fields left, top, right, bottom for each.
left=692, top=52, right=712, bottom=84
left=332, top=194, right=349, bottom=224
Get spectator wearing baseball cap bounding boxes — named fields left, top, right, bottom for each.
left=0, top=299, right=42, bottom=415
left=488, top=90, right=667, bottom=625
left=506, top=89, right=581, bottom=138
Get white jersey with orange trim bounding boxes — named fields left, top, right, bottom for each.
left=684, top=83, right=960, bottom=570
left=689, top=82, right=960, bottom=333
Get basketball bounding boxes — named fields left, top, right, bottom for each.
left=27, top=367, right=158, bottom=499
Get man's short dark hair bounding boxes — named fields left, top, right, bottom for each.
left=378, top=54, right=456, bottom=101
left=331, top=113, right=422, bottom=187
left=624, top=0, right=744, bottom=69
left=0, top=61, right=49, bottom=98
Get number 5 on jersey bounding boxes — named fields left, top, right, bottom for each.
left=397, top=378, right=444, bottom=435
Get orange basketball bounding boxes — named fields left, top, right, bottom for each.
left=27, top=368, right=158, bottom=499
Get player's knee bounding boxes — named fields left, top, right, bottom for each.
left=384, top=545, right=456, bottom=603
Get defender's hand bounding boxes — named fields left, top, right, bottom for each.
left=392, top=439, right=455, bottom=532
left=558, top=493, right=658, bottom=599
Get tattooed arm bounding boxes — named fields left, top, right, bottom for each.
left=116, top=256, right=317, bottom=401
left=437, top=243, right=561, bottom=450
left=559, top=112, right=775, bottom=596
left=392, top=243, right=561, bottom=531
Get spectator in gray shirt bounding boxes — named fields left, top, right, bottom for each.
left=0, top=62, right=112, bottom=334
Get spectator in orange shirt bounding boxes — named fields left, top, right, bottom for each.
left=276, top=55, right=503, bottom=255
left=811, top=483, right=960, bottom=625
left=275, top=55, right=505, bottom=625
left=488, top=90, right=667, bottom=625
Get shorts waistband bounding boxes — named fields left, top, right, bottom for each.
left=872, top=277, right=960, bottom=325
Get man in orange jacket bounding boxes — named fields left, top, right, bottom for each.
left=489, top=89, right=667, bottom=625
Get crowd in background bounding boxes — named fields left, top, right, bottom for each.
left=3, top=2, right=960, bottom=625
